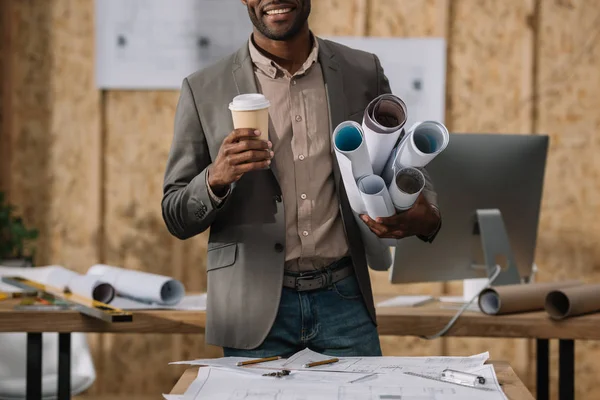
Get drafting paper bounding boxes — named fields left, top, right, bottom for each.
left=87, top=264, right=185, bottom=305
left=178, top=351, right=506, bottom=400
left=333, top=121, right=373, bottom=215
left=0, top=265, right=115, bottom=303
left=110, top=294, right=207, bottom=310
left=376, top=295, right=435, bottom=308
left=357, top=175, right=395, bottom=219
left=362, top=94, right=407, bottom=175
left=395, top=121, right=449, bottom=168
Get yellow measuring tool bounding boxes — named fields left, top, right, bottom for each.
left=1, top=276, right=133, bottom=323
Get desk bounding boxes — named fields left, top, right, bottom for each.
left=2, top=297, right=596, bottom=400
left=168, top=362, right=535, bottom=400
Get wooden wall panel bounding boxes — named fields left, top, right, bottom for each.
left=443, top=0, right=535, bottom=387
left=1, top=0, right=100, bottom=268
left=366, top=0, right=448, bottom=358
left=535, top=0, right=600, bottom=398
left=101, top=91, right=218, bottom=395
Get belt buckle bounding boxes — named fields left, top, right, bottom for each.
left=294, top=270, right=332, bottom=291
left=295, top=274, right=319, bottom=291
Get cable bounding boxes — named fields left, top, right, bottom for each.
left=420, top=265, right=502, bottom=340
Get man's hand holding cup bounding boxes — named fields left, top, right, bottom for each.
left=208, top=128, right=273, bottom=196
left=208, top=93, right=273, bottom=196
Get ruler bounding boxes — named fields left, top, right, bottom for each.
left=403, top=371, right=496, bottom=392
left=2, top=276, right=132, bottom=323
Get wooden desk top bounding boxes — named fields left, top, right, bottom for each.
left=0, top=295, right=598, bottom=340
left=169, top=361, right=535, bottom=400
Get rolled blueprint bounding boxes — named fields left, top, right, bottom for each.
left=352, top=212, right=393, bottom=271
left=362, top=94, right=407, bottom=176
left=0, top=265, right=115, bottom=303
left=333, top=121, right=373, bottom=214
left=357, top=175, right=395, bottom=219
left=396, top=120, right=449, bottom=168
left=478, top=280, right=582, bottom=315
left=46, top=267, right=115, bottom=304
left=87, top=264, right=185, bottom=305
left=545, top=284, right=600, bottom=320
left=388, top=167, right=425, bottom=211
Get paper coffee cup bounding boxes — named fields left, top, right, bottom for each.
left=229, top=94, right=270, bottom=141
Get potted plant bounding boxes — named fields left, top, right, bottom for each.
left=0, top=191, right=38, bottom=268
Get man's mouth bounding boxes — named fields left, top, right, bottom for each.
left=265, top=7, right=293, bottom=15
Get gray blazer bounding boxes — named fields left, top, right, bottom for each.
left=161, top=37, right=439, bottom=349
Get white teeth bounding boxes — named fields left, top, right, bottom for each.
left=266, top=8, right=292, bottom=15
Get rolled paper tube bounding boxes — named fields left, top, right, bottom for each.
left=545, top=283, right=600, bottom=320
left=388, top=167, right=425, bottom=211
left=332, top=121, right=373, bottom=214
left=87, top=264, right=185, bottom=305
left=396, top=120, right=450, bottom=168
left=362, top=94, right=407, bottom=175
left=357, top=174, right=395, bottom=220
left=478, top=280, right=582, bottom=315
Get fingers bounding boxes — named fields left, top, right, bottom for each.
left=232, top=159, right=272, bottom=174
left=224, top=138, right=271, bottom=156
left=227, top=149, right=274, bottom=166
left=360, top=214, right=408, bottom=239
left=224, top=128, right=259, bottom=144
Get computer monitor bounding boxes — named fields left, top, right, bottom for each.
left=389, top=133, right=549, bottom=286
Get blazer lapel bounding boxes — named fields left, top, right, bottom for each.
left=318, top=38, right=347, bottom=191
left=232, top=42, right=281, bottom=188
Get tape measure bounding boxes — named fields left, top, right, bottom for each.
left=403, top=371, right=496, bottom=392
left=1, top=276, right=132, bottom=323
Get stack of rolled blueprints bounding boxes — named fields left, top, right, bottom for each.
left=333, top=94, right=449, bottom=269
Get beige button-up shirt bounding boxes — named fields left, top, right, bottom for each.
left=247, top=36, right=349, bottom=272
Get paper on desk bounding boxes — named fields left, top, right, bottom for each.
left=112, top=293, right=206, bottom=310
left=180, top=362, right=506, bottom=400
left=278, top=348, right=490, bottom=375
left=362, top=94, right=407, bottom=175
left=376, top=295, right=434, bottom=307
left=0, top=265, right=115, bottom=303
left=87, top=264, right=185, bottom=305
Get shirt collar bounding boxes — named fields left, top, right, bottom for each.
left=248, top=33, right=319, bottom=79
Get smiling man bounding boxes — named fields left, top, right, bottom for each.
left=161, top=0, right=442, bottom=358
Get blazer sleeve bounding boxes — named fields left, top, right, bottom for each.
left=373, top=54, right=442, bottom=243
left=161, top=78, right=230, bottom=240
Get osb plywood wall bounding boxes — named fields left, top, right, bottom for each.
left=1, top=0, right=599, bottom=398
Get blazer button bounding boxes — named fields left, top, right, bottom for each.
left=274, top=243, right=284, bottom=253
left=273, top=195, right=282, bottom=203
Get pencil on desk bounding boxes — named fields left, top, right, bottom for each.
left=303, top=357, right=339, bottom=368
left=236, top=356, right=281, bottom=366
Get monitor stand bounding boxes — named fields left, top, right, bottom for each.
left=472, top=209, right=522, bottom=287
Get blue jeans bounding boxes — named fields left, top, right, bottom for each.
left=223, top=274, right=382, bottom=358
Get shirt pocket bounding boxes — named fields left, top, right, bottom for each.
left=206, top=242, right=238, bottom=272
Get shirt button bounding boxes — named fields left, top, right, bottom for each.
left=298, top=154, right=305, bottom=161
left=302, top=231, right=309, bottom=237
left=300, top=193, right=307, bottom=200
left=295, top=115, right=302, bottom=122
left=292, top=80, right=297, bottom=85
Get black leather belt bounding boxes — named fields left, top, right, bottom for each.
left=283, top=257, right=353, bottom=292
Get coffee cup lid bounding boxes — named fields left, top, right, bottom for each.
left=229, top=93, right=270, bottom=111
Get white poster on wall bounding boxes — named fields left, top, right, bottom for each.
left=95, top=0, right=252, bottom=89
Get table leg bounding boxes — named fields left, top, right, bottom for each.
left=559, top=339, right=574, bottom=400
left=58, top=333, right=71, bottom=400
left=26, top=332, right=42, bottom=400
left=537, top=338, right=549, bottom=400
